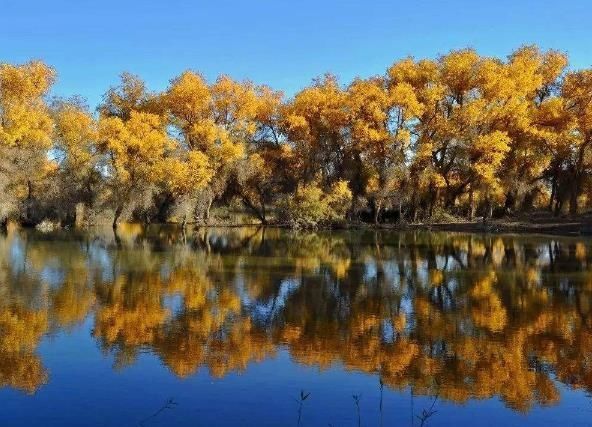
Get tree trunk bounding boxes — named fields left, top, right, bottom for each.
left=570, top=146, right=587, bottom=215
left=25, top=179, right=33, bottom=225
left=504, top=190, right=516, bottom=215
left=113, top=228, right=122, bottom=248
left=569, top=182, right=579, bottom=215
left=112, top=206, right=123, bottom=229
left=521, top=190, right=535, bottom=211
left=75, top=203, right=85, bottom=228
left=242, top=194, right=267, bottom=225
left=374, top=201, right=382, bottom=225
left=483, top=197, right=493, bottom=221
left=428, top=184, right=438, bottom=218
left=548, top=173, right=557, bottom=211
left=259, top=192, right=267, bottom=225
left=468, top=187, right=475, bottom=220
left=204, top=198, right=213, bottom=224
left=409, top=192, right=418, bottom=223
left=554, top=198, right=562, bottom=217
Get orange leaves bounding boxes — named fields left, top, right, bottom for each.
left=97, top=111, right=173, bottom=187
left=0, top=61, right=55, bottom=102
left=54, top=103, right=97, bottom=153
left=439, top=48, right=482, bottom=98
left=348, top=77, right=389, bottom=145
left=470, top=131, right=511, bottom=190
left=469, top=271, right=508, bottom=332
left=0, top=61, right=55, bottom=148
left=0, top=46, right=588, bottom=223
left=389, top=82, right=424, bottom=120
left=563, top=69, right=592, bottom=133
left=161, top=151, right=213, bottom=196
left=382, top=46, right=572, bottom=210
left=279, top=179, right=352, bottom=226
left=164, top=71, right=211, bottom=125
left=211, top=75, right=259, bottom=133
left=283, top=74, right=349, bottom=151
left=99, top=72, right=150, bottom=120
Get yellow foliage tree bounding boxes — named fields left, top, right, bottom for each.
left=97, top=111, right=174, bottom=227
left=0, top=61, right=56, bottom=225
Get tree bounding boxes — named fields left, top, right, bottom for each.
left=282, top=74, right=349, bottom=186
left=161, top=151, right=213, bottom=227
left=0, top=46, right=590, bottom=227
left=99, top=72, right=153, bottom=120
left=0, top=61, right=56, bottom=226
left=164, top=72, right=265, bottom=223
left=560, top=70, right=592, bottom=214
left=348, top=75, right=424, bottom=222
left=51, top=98, right=100, bottom=224
left=494, top=47, right=567, bottom=213
left=234, top=85, right=287, bottom=224
left=96, top=111, right=174, bottom=228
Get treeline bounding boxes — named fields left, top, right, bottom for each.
left=1, top=45, right=591, bottom=228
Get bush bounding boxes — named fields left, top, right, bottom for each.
left=427, top=207, right=463, bottom=224
left=278, top=180, right=352, bottom=228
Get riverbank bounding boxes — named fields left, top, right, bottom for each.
left=305, top=212, right=592, bottom=236
left=184, top=215, right=592, bottom=237
left=400, top=220, right=592, bottom=236
left=372, top=212, right=592, bottom=236
left=11, top=212, right=592, bottom=238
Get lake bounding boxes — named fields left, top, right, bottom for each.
left=1, top=225, right=591, bottom=426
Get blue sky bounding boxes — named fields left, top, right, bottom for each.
left=1, top=0, right=591, bottom=108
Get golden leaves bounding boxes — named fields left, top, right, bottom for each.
left=161, top=151, right=213, bottom=196
left=0, top=61, right=55, bottom=148
left=280, top=179, right=352, bottom=226
left=165, top=71, right=211, bottom=125
left=0, top=45, right=588, bottom=224
left=97, top=111, right=173, bottom=186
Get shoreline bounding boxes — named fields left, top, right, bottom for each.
left=169, top=218, right=592, bottom=237
left=399, top=220, right=592, bottom=237
left=214, top=218, right=592, bottom=237
left=19, top=216, right=592, bottom=238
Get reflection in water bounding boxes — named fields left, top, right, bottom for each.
left=0, top=225, right=591, bottom=414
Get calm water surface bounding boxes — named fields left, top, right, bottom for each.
left=1, top=225, right=592, bottom=426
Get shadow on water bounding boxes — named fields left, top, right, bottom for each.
left=138, top=398, right=178, bottom=427
left=294, top=390, right=310, bottom=427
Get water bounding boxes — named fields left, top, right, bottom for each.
left=0, top=225, right=591, bottom=426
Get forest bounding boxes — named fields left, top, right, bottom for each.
left=1, top=45, right=591, bottom=229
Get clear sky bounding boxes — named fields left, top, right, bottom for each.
left=1, top=0, right=591, bottom=108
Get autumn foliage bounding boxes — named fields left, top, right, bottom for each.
left=1, top=46, right=591, bottom=227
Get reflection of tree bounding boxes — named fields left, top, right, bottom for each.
left=0, top=305, right=48, bottom=393
left=154, top=266, right=275, bottom=378
left=0, top=226, right=591, bottom=411
left=0, top=233, right=50, bottom=394
left=51, top=272, right=95, bottom=329
left=257, top=232, right=592, bottom=411
left=93, top=273, right=169, bottom=369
